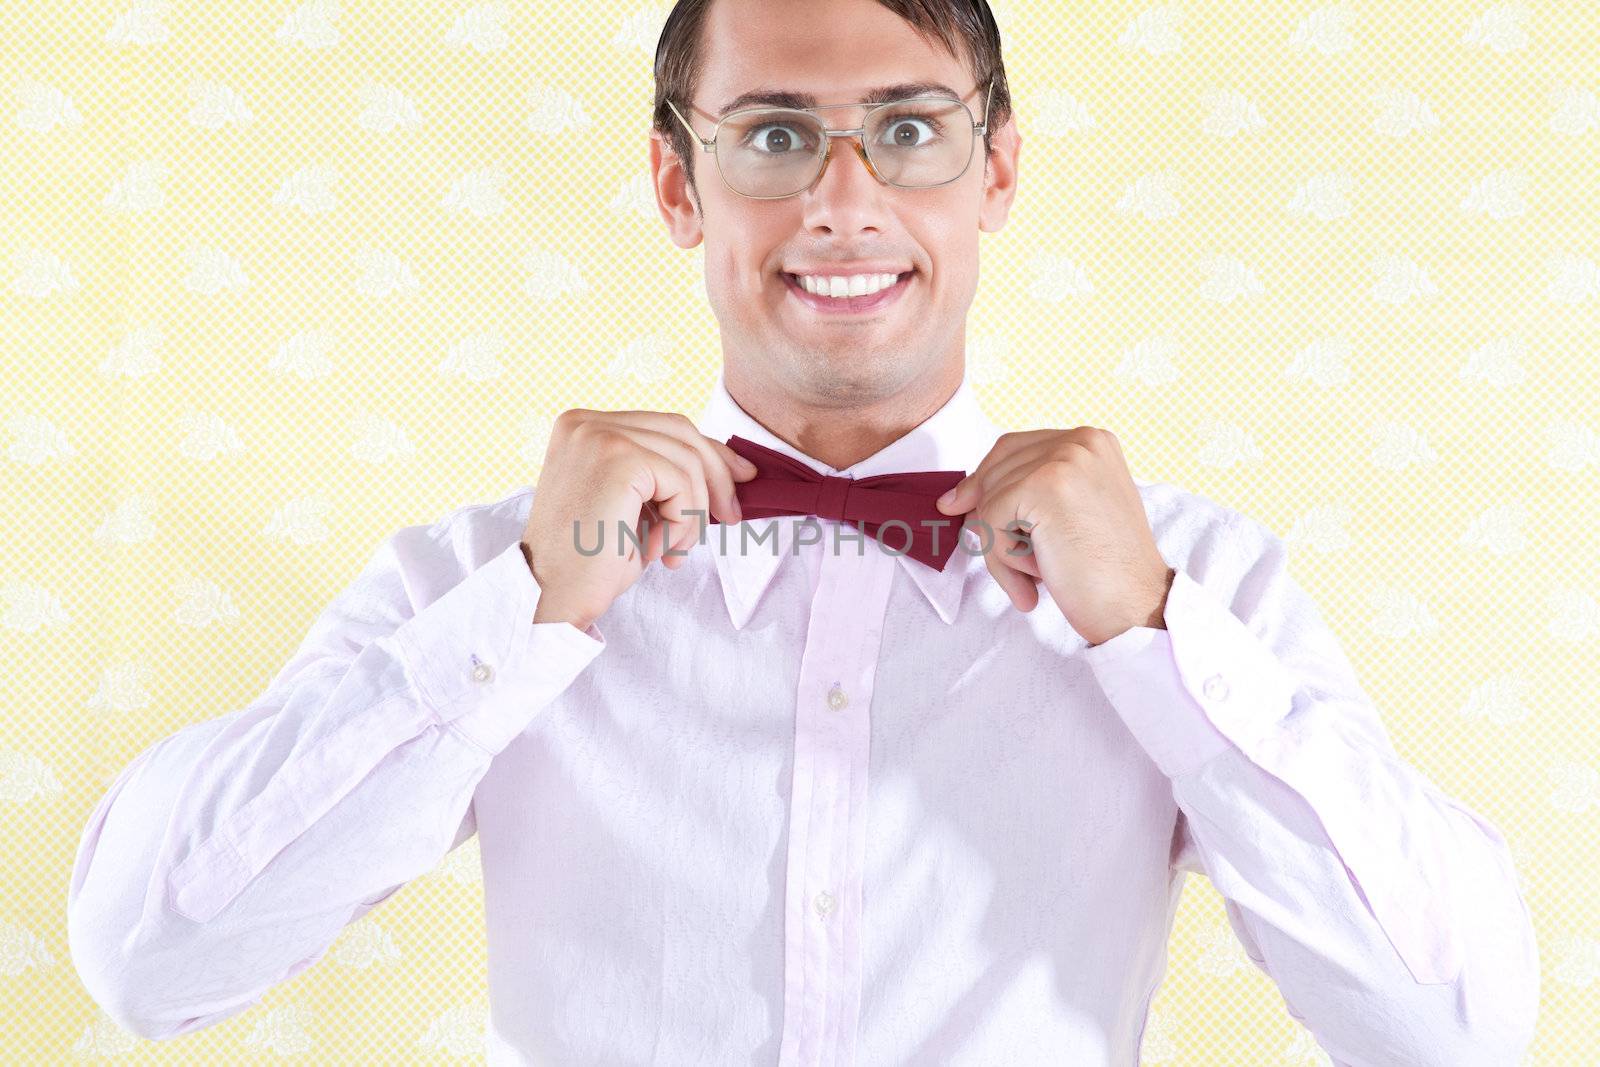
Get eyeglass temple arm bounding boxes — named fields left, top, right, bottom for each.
left=976, top=78, right=993, bottom=135
left=665, top=99, right=718, bottom=152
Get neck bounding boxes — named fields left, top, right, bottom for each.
left=722, top=360, right=964, bottom=472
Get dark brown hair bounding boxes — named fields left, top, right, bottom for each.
left=651, top=0, right=1012, bottom=206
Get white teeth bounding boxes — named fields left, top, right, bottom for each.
left=796, top=272, right=902, bottom=298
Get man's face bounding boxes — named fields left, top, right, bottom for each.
left=650, top=0, right=1019, bottom=406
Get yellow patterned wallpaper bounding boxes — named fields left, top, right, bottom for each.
left=3, top=0, right=1597, bottom=1062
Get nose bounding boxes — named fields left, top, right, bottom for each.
left=810, top=135, right=882, bottom=190
left=796, top=135, right=896, bottom=233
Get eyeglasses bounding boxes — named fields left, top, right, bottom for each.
left=666, top=80, right=994, bottom=200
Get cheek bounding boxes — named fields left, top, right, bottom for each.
left=704, top=224, right=780, bottom=289
left=920, top=222, right=979, bottom=293
left=698, top=245, right=771, bottom=325
left=912, top=189, right=981, bottom=267
left=699, top=239, right=745, bottom=288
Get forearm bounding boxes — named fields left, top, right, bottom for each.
left=1084, top=539, right=1539, bottom=1064
left=67, top=538, right=605, bottom=1040
left=1169, top=739, right=1539, bottom=1066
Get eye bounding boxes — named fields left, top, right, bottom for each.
left=742, top=122, right=815, bottom=154
left=876, top=114, right=944, bottom=148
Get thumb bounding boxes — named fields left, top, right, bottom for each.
left=935, top=478, right=968, bottom=513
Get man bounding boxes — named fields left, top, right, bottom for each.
left=67, top=0, right=1539, bottom=1064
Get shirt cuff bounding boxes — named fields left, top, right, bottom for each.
left=390, top=539, right=606, bottom=755
left=1080, top=565, right=1297, bottom=780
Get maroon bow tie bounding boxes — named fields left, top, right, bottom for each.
left=711, top=435, right=969, bottom=571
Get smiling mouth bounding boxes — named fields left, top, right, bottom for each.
left=780, top=270, right=916, bottom=316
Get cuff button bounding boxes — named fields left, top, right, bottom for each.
left=1202, top=673, right=1230, bottom=702
left=470, top=654, right=494, bottom=683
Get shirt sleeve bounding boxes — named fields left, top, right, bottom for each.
left=66, top=497, right=606, bottom=1042
left=1079, top=510, right=1540, bottom=1067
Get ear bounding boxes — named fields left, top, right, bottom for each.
left=650, top=129, right=705, bottom=249
left=978, top=114, right=1020, bottom=234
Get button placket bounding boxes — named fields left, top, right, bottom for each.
left=777, top=529, right=893, bottom=1066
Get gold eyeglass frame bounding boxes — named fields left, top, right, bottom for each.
left=666, top=79, right=995, bottom=200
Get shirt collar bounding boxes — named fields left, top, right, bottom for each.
left=694, top=368, right=1002, bottom=629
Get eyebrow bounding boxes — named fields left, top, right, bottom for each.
left=717, top=81, right=963, bottom=116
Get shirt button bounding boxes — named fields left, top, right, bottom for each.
left=1202, top=673, right=1229, bottom=702
left=826, top=684, right=848, bottom=711
left=471, top=656, right=494, bottom=683
left=814, top=890, right=835, bottom=918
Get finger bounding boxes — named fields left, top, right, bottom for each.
left=707, top=437, right=761, bottom=486
left=970, top=439, right=1065, bottom=511
left=566, top=417, right=679, bottom=566
left=936, top=430, right=1056, bottom=515
left=634, top=500, right=666, bottom=567
left=1006, top=539, right=1042, bottom=579
left=637, top=421, right=747, bottom=533
left=590, top=417, right=708, bottom=546
left=624, top=428, right=711, bottom=567
left=970, top=497, right=1041, bottom=612
left=694, top=437, right=757, bottom=526
left=984, top=536, right=1040, bottom=611
left=595, top=411, right=755, bottom=525
left=948, top=438, right=1061, bottom=516
left=619, top=445, right=693, bottom=565
left=638, top=497, right=672, bottom=565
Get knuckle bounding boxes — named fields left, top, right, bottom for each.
left=1037, top=457, right=1078, bottom=488
left=1067, top=424, right=1110, bottom=446
left=588, top=426, right=632, bottom=459
left=681, top=454, right=709, bottom=490
left=553, top=407, right=590, bottom=433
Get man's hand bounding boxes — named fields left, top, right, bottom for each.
left=522, top=409, right=759, bottom=631
left=934, top=427, right=1175, bottom=646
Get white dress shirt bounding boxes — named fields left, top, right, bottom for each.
left=68, top=370, right=1539, bottom=1065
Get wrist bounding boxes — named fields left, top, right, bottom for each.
left=521, top=541, right=592, bottom=629
left=1084, top=568, right=1175, bottom=647
left=533, top=599, right=595, bottom=630
left=1147, top=566, right=1175, bottom=625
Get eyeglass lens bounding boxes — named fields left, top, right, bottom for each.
left=715, top=98, right=976, bottom=198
